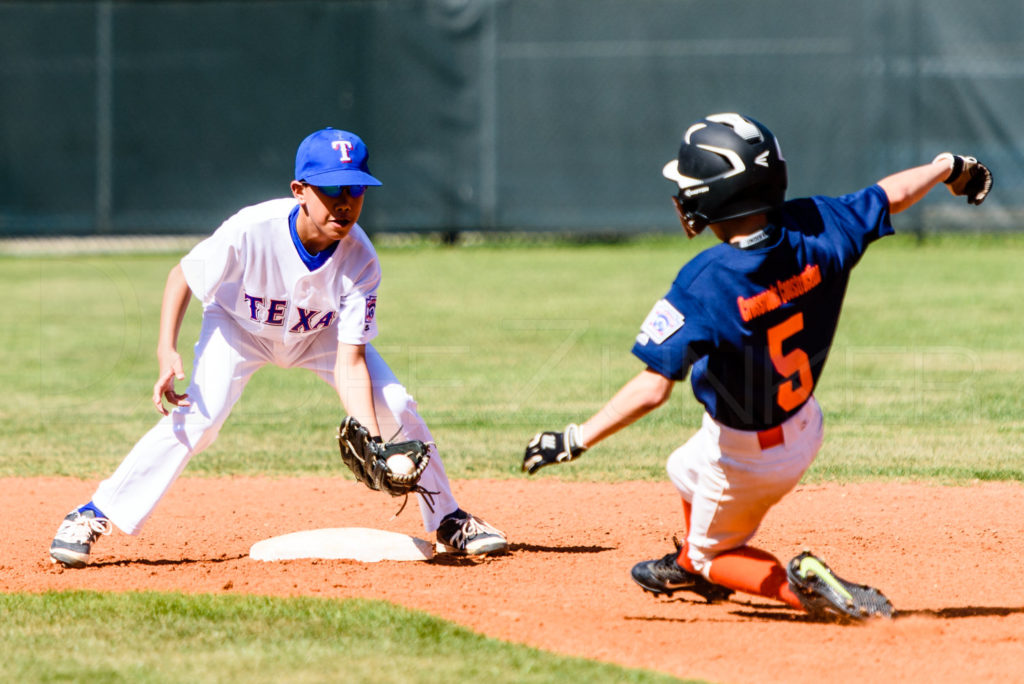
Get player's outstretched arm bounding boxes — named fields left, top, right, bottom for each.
left=523, top=369, right=674, bottom=474
left=581, top=369, right=675, bottom=447
left=153, top=264, right=193, bottom=415
left=878, top=154, right=992, bottom=214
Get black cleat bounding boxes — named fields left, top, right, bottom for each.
left=631, top=549, right=734, bottom=603
left=786, top=551, right=894, bottom=623
left=435, top=509, right=507, bottom=556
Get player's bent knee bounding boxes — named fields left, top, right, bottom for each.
left=170, top=411, right=227, bottom=454
left=665, top=450, right=699, bottom=497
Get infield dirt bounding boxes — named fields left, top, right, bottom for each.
left=7, top=477, right=1024, bottom=683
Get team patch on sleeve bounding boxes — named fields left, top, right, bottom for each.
left=639, top=299, right=685, bottom=344
left=363, top=295, right=377, bottom=332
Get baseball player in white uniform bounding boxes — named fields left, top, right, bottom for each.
left=49, top=128, right=507, bottom=567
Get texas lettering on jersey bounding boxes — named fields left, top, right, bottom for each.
left=243, top=292, right=335, bottom=333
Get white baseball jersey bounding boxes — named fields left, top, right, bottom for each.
left=180, top=198, right=380, bottom=346
left=91, top=198, right=462, bottom=536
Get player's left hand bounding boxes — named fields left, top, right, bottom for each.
left=934, top=153, right=993, bottom=205
left=336, top=416, right=432, bottom=498
left=523, top=424, right=587, bottom=475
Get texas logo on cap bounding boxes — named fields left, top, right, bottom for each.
left=295, top=127, right=382, bottom=188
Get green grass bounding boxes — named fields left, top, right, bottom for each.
left=3, top=232, right=1023, bottom=683
left=2, top=232, right=1022, bottom=481
left=0, top=592, right=687, bottom=684
left=811, top=234, right=1024, bottom=480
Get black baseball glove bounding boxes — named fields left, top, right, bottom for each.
left=934, top=152, right=993, bottom=205
left=337, top=417, right=433, bottom=502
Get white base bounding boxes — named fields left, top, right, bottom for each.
left=249, top=527, right=434, bottom=562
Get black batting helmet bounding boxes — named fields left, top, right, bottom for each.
left=663, top=113, right=787, bottom=238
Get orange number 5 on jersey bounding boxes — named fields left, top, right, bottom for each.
left=767, top=313, right=813, bottom=412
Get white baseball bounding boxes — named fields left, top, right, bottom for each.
left=386, top=453, right=416, bottom=476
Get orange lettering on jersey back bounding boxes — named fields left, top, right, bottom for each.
left=737, top=264, right=822, bottom=322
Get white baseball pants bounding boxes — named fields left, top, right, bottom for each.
left=92, top=306, right=459, bottom=535
left=667, top=397, right=824, bottom=577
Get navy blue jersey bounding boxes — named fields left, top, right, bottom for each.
left=632, top=185, right=893, bottom=431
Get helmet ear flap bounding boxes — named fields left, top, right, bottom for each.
left=671, top=195, right=708, bottom=239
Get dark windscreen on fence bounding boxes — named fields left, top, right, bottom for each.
left=1, top=0, right=1020, bottom=236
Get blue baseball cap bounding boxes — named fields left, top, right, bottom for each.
left=294, top=127, right=382, bottom=187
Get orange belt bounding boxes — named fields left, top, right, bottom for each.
left=757, top=425, right=784, bottom=450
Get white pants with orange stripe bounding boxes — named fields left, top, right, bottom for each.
left=666, top=397, right=824, bottom=578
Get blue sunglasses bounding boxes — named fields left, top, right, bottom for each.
left=309, top=183, right=367, bottom=199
